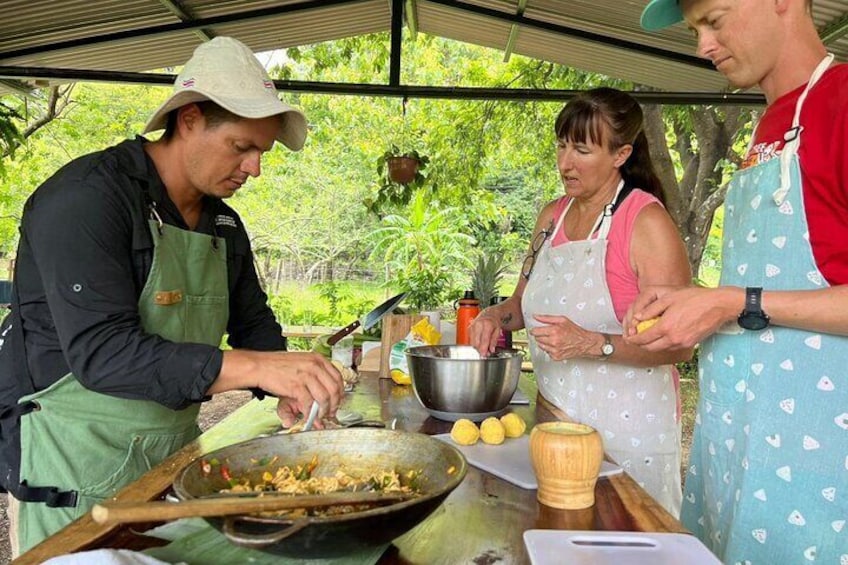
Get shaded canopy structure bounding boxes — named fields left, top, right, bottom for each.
left=0, top=0, right=847, bottom=105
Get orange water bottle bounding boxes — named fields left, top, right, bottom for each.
left=456, top=290, right=481, bottom=345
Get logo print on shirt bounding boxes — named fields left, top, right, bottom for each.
left=215, top=215, right=238, bottom=229
left=742, top=141, right=781, bottom=169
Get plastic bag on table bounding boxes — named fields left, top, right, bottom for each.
left=388, top=318, right=441, bottom=385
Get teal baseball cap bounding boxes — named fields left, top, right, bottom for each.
left=640, top=0, right=684, bottom=30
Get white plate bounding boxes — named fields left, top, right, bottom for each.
left=523, top=530, right=721, bottom=565
left=434, top=433, right=622, bottom=489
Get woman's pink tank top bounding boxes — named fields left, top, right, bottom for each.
left=550, top=189, right=663, bottom=322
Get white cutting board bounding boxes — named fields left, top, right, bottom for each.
left=523, top=530, right=721, bottom=565
left=434, top=433, right=622, bottom=489
left=509, top=388, right=530, bottom=405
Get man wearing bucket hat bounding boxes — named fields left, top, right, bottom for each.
left=628, top=0, right=848, bottom=562
left=0, top=36, right=344, bottom=554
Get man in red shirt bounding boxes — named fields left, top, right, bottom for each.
left=631, top=0, right=848, bottom=562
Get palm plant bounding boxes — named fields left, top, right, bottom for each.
left=369, top=191, right=475, bottom=311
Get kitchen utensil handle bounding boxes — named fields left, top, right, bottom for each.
left=223, top=515, right=312, bottom=548
left=327, top=320, right=361, bottom=346
left=90, top=492, right=410, bottom=525
left=302, top=400, right=320, bottom=432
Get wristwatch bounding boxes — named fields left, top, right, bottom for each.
left=737, top=287, right=770, bottom=330
left=599, top=333, right=615, bottom=360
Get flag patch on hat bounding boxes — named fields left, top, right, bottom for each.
left=181, top=78, right=196, bottom=88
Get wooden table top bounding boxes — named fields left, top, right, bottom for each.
left=15, top=372, right=687, bottom=564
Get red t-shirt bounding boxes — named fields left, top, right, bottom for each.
left=742, top=64, right=848, bottom=285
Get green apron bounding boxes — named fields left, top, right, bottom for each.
left=16, top=219, right=228, bottom=552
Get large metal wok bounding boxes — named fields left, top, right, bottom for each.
left=173, top=429, right=467, bottom=558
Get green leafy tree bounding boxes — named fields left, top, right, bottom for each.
left=0, top=83, right=161, bottom=269
left=642, top=102, right=754, bottom=274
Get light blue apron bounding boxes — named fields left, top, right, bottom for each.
left=681, top=55, right=848, bottom=563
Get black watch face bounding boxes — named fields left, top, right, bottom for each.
left=739, top=313, right=769, bottom=331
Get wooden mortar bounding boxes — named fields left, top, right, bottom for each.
left=529, top=422, right=603, bottom=509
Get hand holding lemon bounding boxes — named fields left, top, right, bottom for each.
left=635, top=317, right=660, bottom=333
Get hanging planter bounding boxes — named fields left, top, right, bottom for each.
left=366, top=146, right=431, bottom=214
left=387, top=155, right=420, bottom=184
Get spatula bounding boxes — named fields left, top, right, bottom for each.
left=91, top=491, right=412, bottom=525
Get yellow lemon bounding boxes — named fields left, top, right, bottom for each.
left=480, top=417, right=506, bottom=445
left=636, top=317, right=660, bottom=334
left=500, top=412, right=526, bottom=438
left=390, top=368, right=411, bottom=386
left=450, top=419, right=480, bottom=446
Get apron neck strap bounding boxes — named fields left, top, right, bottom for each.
left=774, top=53, right=834, bottom=204
left=589, top=179, right=626, bottom=240
left=555, top=179, right=626, bottom=241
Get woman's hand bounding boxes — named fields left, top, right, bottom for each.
left=469, top=310, right=502, bottom=356
left=530, top=314, right=601, bottom=361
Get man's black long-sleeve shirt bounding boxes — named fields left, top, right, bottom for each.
left=1, top=137, right=284, bottom=410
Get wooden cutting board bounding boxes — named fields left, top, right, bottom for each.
left=378, top=314, right=425, bottom=378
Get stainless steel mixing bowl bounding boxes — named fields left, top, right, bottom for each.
left=405, top=345, right=523, bottom=422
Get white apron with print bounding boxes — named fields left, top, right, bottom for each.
left=522, top=190, right=682, bottom=516
left=681, top=55, right=848, bottom=563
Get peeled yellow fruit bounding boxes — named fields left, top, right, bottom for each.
left=390, top=368, right=411, bottom=386
left=480, top=417, right=506, bottom=445
left=500, top=412, right=526, bottom=438
left=450, top=419, right=480, bottom=446
left=636, top=317, right=660, bottom=333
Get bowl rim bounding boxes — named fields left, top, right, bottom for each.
left=405, top=344, right=523, bottom=360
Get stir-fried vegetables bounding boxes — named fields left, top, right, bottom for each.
left=215, top=456, right=422, bottom=517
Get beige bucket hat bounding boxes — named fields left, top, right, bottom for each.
left=143, top=36, right=307, bottom=151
